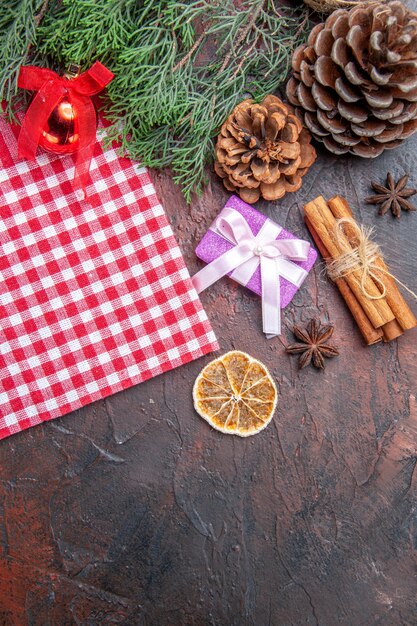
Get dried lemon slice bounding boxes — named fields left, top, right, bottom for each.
left=193, top=351, right=278, bottom=437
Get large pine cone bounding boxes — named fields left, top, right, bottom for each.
left=287, top=1, right=417, bottom=157
left=214, top=95, right=316, bottom=203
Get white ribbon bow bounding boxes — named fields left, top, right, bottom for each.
left=192, top=207, right=310, bottom=337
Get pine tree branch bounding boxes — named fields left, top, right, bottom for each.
left=172, top=31, right=205, bottom=73
left=0, top=0, right=311, bottom=201
left=0, top=0, right=53, bottom=116
left=34, top=0, right=50, bottom=26
left=219, top=1, right=265, bottom=74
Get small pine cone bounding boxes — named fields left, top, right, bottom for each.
left=214, top=95, right=316, bottom=204
left=287, top=1, right=417, bottom=158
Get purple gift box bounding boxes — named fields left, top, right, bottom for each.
left=195, top=195, right=317, bottom=308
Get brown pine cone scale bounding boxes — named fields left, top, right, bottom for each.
left=287, top=1, right=417, bottom=158
left=214, top=95, right=316, bottom=204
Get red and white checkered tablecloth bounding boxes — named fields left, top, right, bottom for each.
left=0, top=117, right=218, bottom=439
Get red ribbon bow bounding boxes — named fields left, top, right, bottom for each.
left=18, top=61, right=114, bottom=197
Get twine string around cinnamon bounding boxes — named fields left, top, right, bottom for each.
left=326, top=218, right=417, bottom=301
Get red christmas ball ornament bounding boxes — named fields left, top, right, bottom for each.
left=39, top=97, right=80, bottom=153
left=37, top=66, right=97, bottom=155
left=18, top=61, right=113, bottom=196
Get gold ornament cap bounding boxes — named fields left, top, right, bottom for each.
left=64, top=64, right=81, bottom=80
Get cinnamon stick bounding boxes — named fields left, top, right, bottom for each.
left=305, top=216, right=383, bottom=345
left=328, top=196, right=417, bottom=332
left=304, top=196, right=395, bottom=328
left=381, top=319, right=404, bottom=342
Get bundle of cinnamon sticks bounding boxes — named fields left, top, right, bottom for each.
left=304, top=195, right=417, bottom=344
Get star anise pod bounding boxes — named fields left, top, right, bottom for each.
left=286, top=319, right=339, bottom=370
left=365, top=173, right=417, bottom=219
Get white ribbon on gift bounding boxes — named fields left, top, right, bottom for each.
left=192, top=207, right=310, bottom=337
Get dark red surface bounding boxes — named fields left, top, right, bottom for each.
left=1, top=132, right=417, bottom=624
